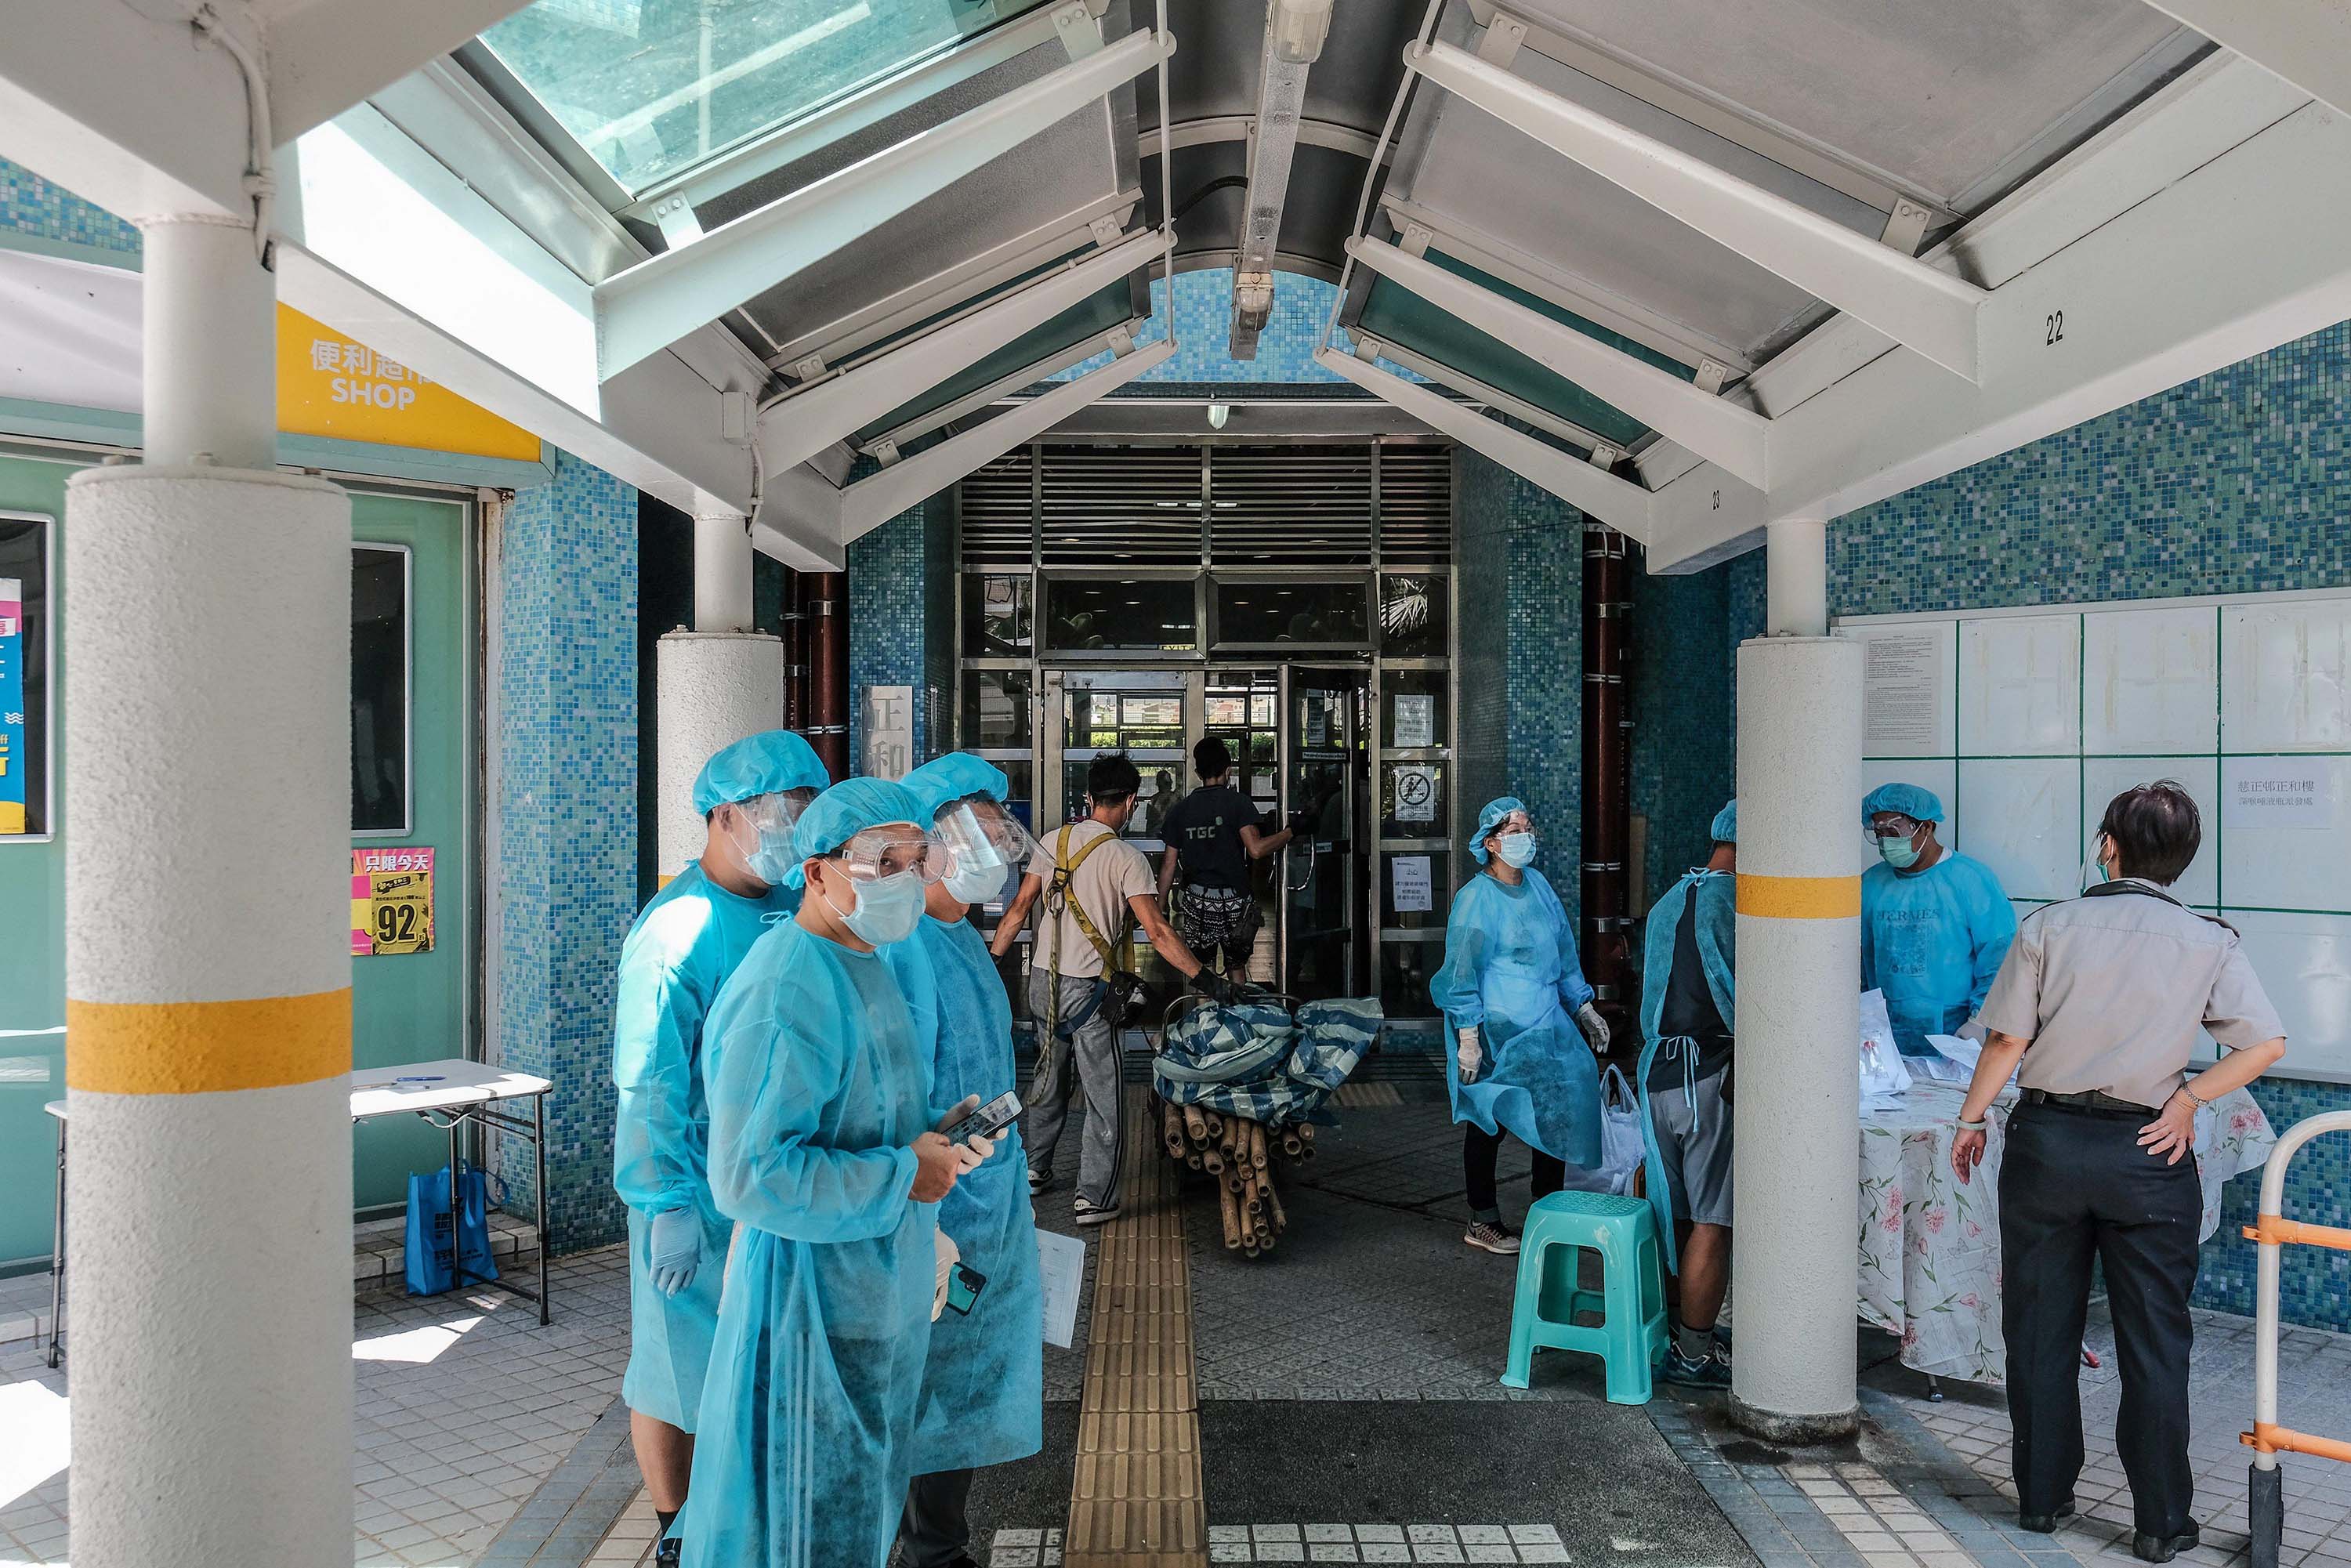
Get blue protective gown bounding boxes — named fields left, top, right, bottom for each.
left=610, top=862, right=799, bottom=1430
left=1860, top=850, right=2016, bottom=1055
left=1635, top=869, right=1736, bottom=1273
left=1429, top=868, right=1602, bottom=1167
left=682, top=918, right=940, bottom=1568
left=880, top=913, right=1045, bottom=1476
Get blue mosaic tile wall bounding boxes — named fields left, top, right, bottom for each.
left=1456, top=451, right=1583, bottom=924
left=848, top=503, right=931, bottom=770
left=1628, top=564, right=1735, bottom=901
left=1816, top=320, right=2351, bottom=1330
left=0, top=158, right=141, bottom=255
left=1050, top=267, right=1387, bottom=384
left=495, top=450, right=639, bottom=1253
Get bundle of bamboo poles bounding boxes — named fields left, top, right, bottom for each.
left=1156, top=1098, right=1315, bottom=1258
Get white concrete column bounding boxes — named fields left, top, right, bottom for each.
left=141, top=217, right=277, bottom=470
left=694, top=509, right=755, bottom=633
left=1765, top=517, right=1828, bottom=637
left=66, top=215, right=354, bottom=1565
left=1730, top=533, right=1863, bottom=1439
left=654, top=632, right=785, bottom=880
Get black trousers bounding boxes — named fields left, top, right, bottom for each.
left=1465, top=1124, right=1566, bottom=1219
left=898, top=1467, right=976, bottom=1568
left=1998, top=1102, right=2201, bottom=1537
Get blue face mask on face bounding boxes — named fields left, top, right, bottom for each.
left=835, top=868, right=926, bottom=946
left=944, top=859, right=1005, bottom=905
left=1496, top=831, right=1538, bottom=868
left=1876, top=833, right=1921, bottom=871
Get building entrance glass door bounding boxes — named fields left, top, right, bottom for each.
left=1279, top=666, right=1368, bottom=1001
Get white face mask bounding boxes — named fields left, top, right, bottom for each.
left=1495, top=831, right=1538, bottom=868
left=828, top=867, right=926, bottom=946
left=944, top=860, right=1005, bottom=905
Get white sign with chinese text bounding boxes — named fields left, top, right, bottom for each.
left=862, top=685, right=914, bottom=781
left=1390, top=855, right=1433, bottom=913
left=2223, top=758, right=2331, bottom=831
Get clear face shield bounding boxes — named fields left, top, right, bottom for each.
left=933, top=795, right=1038, bottom=904
left=726, top=788, right=820, bottom=885
left=1484, top=809, right=1538, bottom=867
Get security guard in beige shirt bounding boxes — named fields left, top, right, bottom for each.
left=1951, top=782, right=2286, bottom=1565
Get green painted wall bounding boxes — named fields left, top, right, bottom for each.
left=0, top=454, right=477, bottom=1263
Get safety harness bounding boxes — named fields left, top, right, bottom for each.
left=1041, top=823, right=1130, bottom=1041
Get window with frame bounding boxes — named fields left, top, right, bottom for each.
left=351, top=547, right=411, bottom=834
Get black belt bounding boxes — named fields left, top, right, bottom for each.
left=2020, top=1087, right=2158, bottom=1116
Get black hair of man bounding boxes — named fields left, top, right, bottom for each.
left=1193, top=737, right=1233, bottom=779
left=2097, top=780, right=2201, bottom=886
left=1089, top=752, right=1142, bottom=806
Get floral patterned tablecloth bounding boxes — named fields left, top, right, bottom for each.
left=1856, top=1081, right=2275, bottom=1385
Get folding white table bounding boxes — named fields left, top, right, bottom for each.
left=45, top=1057, right=553, bottom=1368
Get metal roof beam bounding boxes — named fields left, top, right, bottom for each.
left=266, top=0, right=535, bottom=143
left=1644, top=96, right=2351, bottom=570
left=592, top=26, right=1172, bottom=379
left=619, top=0, right=1109, bottom=226
left=1230, top=0, right=1334, bottom=359
left=1313, top=347, right=1657, bottom=541
left=840, top=336, right=1176, bottom=539
left=1406, top=36, right=1989, bottom=382
left=757, top=227, right=1168, bottom=473
left=1346, top=237, right=1772, bottom=487
left=2136, top=0, right=2351, bottom=119
left=752, top=458, right=850, bottom=572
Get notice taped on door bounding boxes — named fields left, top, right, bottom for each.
left=353, top=847, right=436, bottom=957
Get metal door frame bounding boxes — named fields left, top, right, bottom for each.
left=1277, top=663, right=1371, bottom=998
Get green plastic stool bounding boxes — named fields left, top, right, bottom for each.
left=1499, top=1190, right=1669, bottom=1404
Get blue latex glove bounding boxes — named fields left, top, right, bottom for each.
left=649, top=1207, right=701, bottom=1297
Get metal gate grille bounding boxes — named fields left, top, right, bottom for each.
left=1039, top=447, right=1204, bottom=565
left=1208, top=446, right=1375, bottom=564
left=963, top=443, right=1450, bottom=567
left=958, top=451, right=1036, bottom=565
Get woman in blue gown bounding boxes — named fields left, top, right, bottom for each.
left=1430, top=796, right=1611, bottom=1255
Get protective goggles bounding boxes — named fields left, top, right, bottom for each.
left=828, top=825, right=948, bottom=885
left=932, top=796, right=1038, bottom=878
left=1866, top=813, right=1922, bottom=839
left=734, top=787, right=818, bottom=840
left=1484, top=811, right=1534, bottom=840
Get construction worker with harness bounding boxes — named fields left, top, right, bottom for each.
left=992, top=753, right=1239, bottom=1226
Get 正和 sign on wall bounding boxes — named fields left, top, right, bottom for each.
left=277, top=306, right=542, bottom=462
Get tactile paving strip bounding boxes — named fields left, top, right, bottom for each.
left=1067, top=1088, right=1206, bottom=1567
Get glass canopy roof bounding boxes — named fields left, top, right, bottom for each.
left=480, top=0, right=1060, bottom=194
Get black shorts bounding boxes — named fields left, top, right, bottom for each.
left=1176, top=884, right=1261, bottom=969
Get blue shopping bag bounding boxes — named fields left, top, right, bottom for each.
left=404, top=1164, right=497, bottom=1296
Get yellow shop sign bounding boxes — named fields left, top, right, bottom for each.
left=277, top=306, right=542, bottom=462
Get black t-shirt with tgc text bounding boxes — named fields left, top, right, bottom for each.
left=1162, top=784, right=1261, bottom=892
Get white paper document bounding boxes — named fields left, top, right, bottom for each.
left=1390, top=855, right=1434, bottom=913
left=1036, top=1229, right=1086, bottom=1349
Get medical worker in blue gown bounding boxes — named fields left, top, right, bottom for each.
left=682, top=777, right=1000, bottom=1568
left=1860, top=783, right=2016, bottom=1056
left=1636, top=801, right=1737, bottom=1390
left=882, top=753, right=1045, bottom=1568
left=1431, top=796, right=1611, bottom=1257
left=611, top=730, right=828, bottom=1560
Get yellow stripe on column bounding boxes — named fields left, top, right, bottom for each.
left=66, top=990, right=353, bottom=1094
left=1737, top=874, right=1862, bottom=920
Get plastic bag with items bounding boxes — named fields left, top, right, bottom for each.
left=1858, top=987, right=1913, bottom=1111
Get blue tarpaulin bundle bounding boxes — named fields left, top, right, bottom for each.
left=1154, top=996, right=1381, bottom=1127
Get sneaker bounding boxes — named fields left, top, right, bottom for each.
left=1029, top=1167, right=1052, bottom=1196
left=654, top=1538, right=682, bottom=1567
left=1464, top=1220, right=1520, bottom=1255
left=1074, top=1199, right=1120, bottom=1227
left=1658, top=1346, right=1733, bottom=1389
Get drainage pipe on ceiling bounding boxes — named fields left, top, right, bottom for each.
left=1581, top=521, right=1634, bottom=1024
left=804, top=570, right=851, bottom=780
